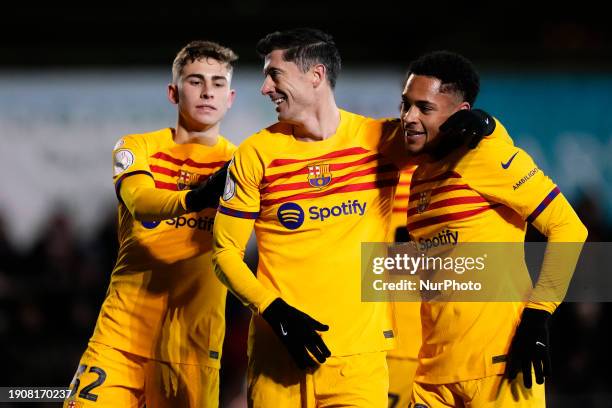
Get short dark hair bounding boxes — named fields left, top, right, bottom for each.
left=256, top=28, right=341, bottom=89
left=172, top=40, right=238, bottom=84
left=407, top=51, right=480, bottom=106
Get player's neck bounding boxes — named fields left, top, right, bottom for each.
left=173, top=122, right=220, bottom=146
left=293, top=95, right=340, bottom=142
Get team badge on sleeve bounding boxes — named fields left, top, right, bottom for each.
left=222, top=158, right=236, bottom=201
left=307, top=163, right=332, bottom=189
left=113, top=149, right=135, bottom=176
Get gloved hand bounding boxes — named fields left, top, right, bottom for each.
left=262, top=298, right=331, bottom=369
left=185, top=160, right=230, bottom=212
left=439, top=108, right=496, bottom=150
left=506, top=308, right=552, bottom=388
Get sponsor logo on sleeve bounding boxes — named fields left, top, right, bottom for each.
left=501, top=151, right=519, bottom=169
left=513, top=167, right=539, bottom=190
left=222, top=159, right=236, bottom=201
left=113, top=149, right=135, bottom=176
left=222, top=172, right=236, bottom=201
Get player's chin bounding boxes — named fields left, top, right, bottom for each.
left=193, top=113, right=221, bottom=127
left=276, top=110, right=294, bottom=123
left=404, top=136, right=426, bottom=153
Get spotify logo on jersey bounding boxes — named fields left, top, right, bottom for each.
left=141, top=220, right=161, bottom=229
left=277, top=202, right=305, bottom=230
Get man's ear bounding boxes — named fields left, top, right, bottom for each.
left=312, top=64, right=326, bottom=88
left=227, top=89, right=236, bottom=109
left=167, top=83, right=179, bottom=105
left=458, top=101, right=471, bottom=111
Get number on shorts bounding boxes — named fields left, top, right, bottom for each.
left=388, top=392, right=400, bottom=408
left=71, top=365, right=107, bottom=402
left=69, top=364, right=87, bottom=398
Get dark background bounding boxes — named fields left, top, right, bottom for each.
left=2, top=2, right=611, bottom=70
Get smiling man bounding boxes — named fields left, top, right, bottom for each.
left=211, top=30, right=496, bottom=407
left=64, top=41, right=237, bottom=408
left=213, top=29, right=400, bottom=407
left=400, top=51, right=587, bottom=407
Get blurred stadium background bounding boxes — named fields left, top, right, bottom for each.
left=0, top=2, right=611, bottom=407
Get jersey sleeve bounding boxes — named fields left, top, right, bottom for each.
left=112, top=135, right=154, bottom=199
left=212, top=139, right=278, bottom=312
left=466, top=121, right=588, bottom=312
left=465, top=122, right=559, bottom=221
left=111, top=135, right=189, bottom=220
left=526, top=194, right=588, bottom=313
left=218, top=141, right=263, bottom=219
left=119, top=173, right=188, bottom=221
left=212, top=212, right=277, bottom=313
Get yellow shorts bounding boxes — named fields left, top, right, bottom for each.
left=411, top=373, right=545, bottom=408
left=63, top=341, right=219, bottom=408
left=247, top=319, right=388, bottom=408
left=387, top=357, right=418, bottom=408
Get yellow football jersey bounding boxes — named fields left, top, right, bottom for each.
left=387, top=166, right=422, bottom=360
left=391, top=167, right=416, bottom=226
left=407, top=120, right=571, bottom=383
left=90, top=128, right=235, bottom=367
left=217, top=110, right=404, bottom=356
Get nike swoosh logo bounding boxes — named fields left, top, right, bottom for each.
left=536, top=341, right=546, bottom=347
left=280, top=323, right=288, bottom=336
left=501, top=151, right=519, bottom=169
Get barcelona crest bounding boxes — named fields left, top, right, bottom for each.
left=417, top=190, right=431, bottom=214
left=177, top=170, right=201, bottom=191
left=307, top=163, right=332, bottom=189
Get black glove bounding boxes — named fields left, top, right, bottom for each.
left=394, top=226, right=410, bottom=243
left=439, top=108, right=496, bottom=150
left=262, top=298, right=331, bottom=369
left=185, top=161, right=230, bottom=212
left=506, top=308, right=552, bottom=388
